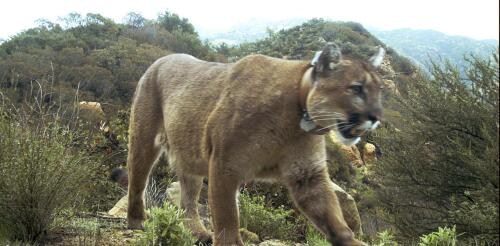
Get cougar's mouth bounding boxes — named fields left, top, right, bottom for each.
left=337, top=121, right=364, bottom=138
left=334, top=113, right=380, bottom=146
left=336, top=114, right=362, bottom=137
left=334, top=114, right=367, bottom=145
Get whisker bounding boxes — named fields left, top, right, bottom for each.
left=310, top=114, right=344, bottom=118
left=310, top=114, right=344, bottom=119
left=309, top=112, right=344, bottom=117
left=338, top=124, right=356, bottom=131
left=311, top=117, right=344, bottom=121
left=309, top=110, right=343, bottom=114
left=316, top=122, right=344, bottom=132
left=310, top=109, right=343, bottom=113
left=310, top=100, right=327, bottom=108
left=310, top=114, right=345, bottom=119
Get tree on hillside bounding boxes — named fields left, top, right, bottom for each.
left=0, top=11, right=214, bottom=105
left=124, top=12, right=147, bottom=28
left=157, top=11, right=196, bottom=35
left=373, top=51, right=499, bottom=243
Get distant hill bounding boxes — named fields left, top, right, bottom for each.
left=368, top=28, right=498, bottom=69
left=198, top=18, right=307, bottom=45
left=207, top=19, right=416, bottom=92
left=201, top=20, right=498, bottom=69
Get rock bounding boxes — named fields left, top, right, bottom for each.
left=382, top=79, right=399, bottom=95
left=345, top=145, right=364, bottom=168
left=379, top=60, right=395, bottom=77
left=362, top=143, right=377, bottom=166
left=78, top=101, right=104, bottom=115
left=331, top=183, right=363, bottom=236
left=328, top=132, right=364, bottom=167
left=378, top=58, right=400, bottom=95
left=253, top=240, right=306, bottom=246
left=108, top=195, right=127, bottom=218
left=240, top=228, right=260, bottom=243
left=257, top=239, right=289, bottom=246
left=166, top=181, right=181, bottom=207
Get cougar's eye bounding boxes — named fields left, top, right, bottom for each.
left=350, top=84, right=363, bottom=95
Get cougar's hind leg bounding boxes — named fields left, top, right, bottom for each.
left=127, top=85, right=163, bottom=230
left=179, top=172, right=212, bottom=244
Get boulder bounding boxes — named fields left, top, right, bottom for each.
left=331, top=183, right=363, bottom=236
left=165, top=181, right=181, bottom=207
left=78, top=101, right=104, bottom=115
left=362, top=143, right=377, bottom=166
left=377, top=59, right=400, bottom=95
left=240, top=228, right=260, bottom=243
left=379, top=59, right=396, bottom=78
left=328, top=132, right=364, bottom=167
left=383, top=79, right=399, bottom=95
left=108, top=195, right=127, bottom=218
left=257, top=240, right=287, bottom=246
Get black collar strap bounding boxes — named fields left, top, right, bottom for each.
left=299, top=52, right=331, bottom=135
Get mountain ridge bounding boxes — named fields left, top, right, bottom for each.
left=199, top=19, right=498, bottom=68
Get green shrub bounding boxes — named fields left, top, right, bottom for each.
left=0, top=103, right=100, bottom=242
left=239, top=192, right=299, bottom=241
left=372, top=230, right=399, bottom=246
left=305, top=224, right=329, bottom=246
left=373, top=51, right=499, bottom=242
left=325, top=134, right=356, bottom=187
left=418, top=226, right=457, bottom=246
left=135, top=202, right=196, bottom=246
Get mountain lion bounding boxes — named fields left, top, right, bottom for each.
left=126, top=43, right=384, bottom=246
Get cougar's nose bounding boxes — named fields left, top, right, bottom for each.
left=368, top=114, right=378, bottom=123
left=366, top=106, right=382, bottom=130
left=367, top=106, right=382, bottom=123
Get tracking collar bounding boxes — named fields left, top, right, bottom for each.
left=299, top=52, right=331, bottom=135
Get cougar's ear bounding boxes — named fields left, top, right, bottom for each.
left=369, top=47, right=385, bottom=68
left=313, top=42, right=342, bottom=73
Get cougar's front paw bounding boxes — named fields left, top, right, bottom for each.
left=331, top=238, right=367, bottom=246
left=329, top=229, right=367, bottom=246
left=127, top=217, right=145, bottom=230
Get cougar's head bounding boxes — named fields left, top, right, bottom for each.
left=302, top=43, right=385, bottom=145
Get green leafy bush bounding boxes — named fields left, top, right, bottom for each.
left=418, top=226, right=457, bottom=246
left=372, top=230, right=399, bottom=246
left=238, top=192, right=299, bottom=241
left=0, top=103, right=100, bottom=242
left=374, top=51, right=499, bottom=242
left=135, top=202, right=195, bottom=246
left=305, top=224, right=329, bottom=246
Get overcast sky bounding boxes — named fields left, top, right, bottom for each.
left=0, top=0, right=498, bottom=41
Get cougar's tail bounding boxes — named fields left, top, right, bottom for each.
left=110, top=168, right=128, bottom=188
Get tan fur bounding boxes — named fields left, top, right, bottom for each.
left=126, top=44, right=383, bottom=246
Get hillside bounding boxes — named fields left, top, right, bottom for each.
left=201, top=19, right=498, bottom=70
left=0, top=12, right=216, bottom=113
